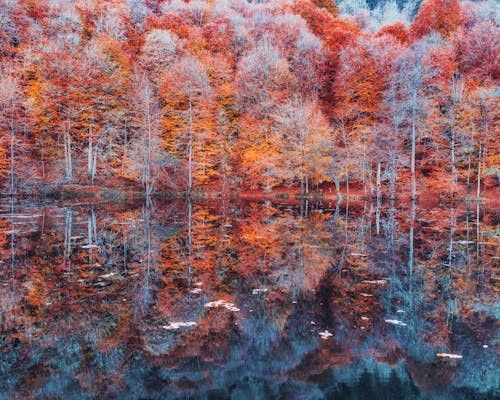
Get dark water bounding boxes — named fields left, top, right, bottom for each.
left=0, top=198, right=498, bottom=399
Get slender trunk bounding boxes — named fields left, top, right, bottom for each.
left=122, top=216, right=128, bottom=271
left=408, top=200, right=416, bottom=277
left=341, top=128, right=350, bottom=197
left=88, top=130, right=93, bottom=178
left=376, top=162, right=381, bottom=201
left=10, top=197, right=15, bottom=288
left=334, top=176, right=343, bottom=202
left=9, top=96, right=15, bottom=195
left=187, top=199, right=193, bottom=286
left=410, top=87, right=417, bottom=200
left=362, top=139, right=367, bottom=196
left=91, top=141, right=98, bottom=184
left=368, top=161, right=374, bottom=196
left=146, top=86, right=152, bottom=197
left=64, top=128, right=73, bottom=182
left=447, top=212, right=455, bottom=274
left=9, top=119, right=14, bottom=195
left=376, top=164, right=381, bottom=235
left=64, top=209, right=72, bottom=266
left=187, top=98, right=193, bottom=195
left=142, top=206, right=151, bottom=310
left=466, top=151, right=471, bottom=197
left=122, top=132, right=127, bottom=176
left=476, top=143, right=481, bottom=200
left=376, top=195, right=381, bottom=235
left=476, top=200, right=481, bottom=261
left=450, top=127, right=456, bottom=192
left=41, top=133, right=46, bottom=180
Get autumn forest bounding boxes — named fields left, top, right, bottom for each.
left=0, top=1, right=499, bottom=399
left=0, top=0, right=497, bottom=199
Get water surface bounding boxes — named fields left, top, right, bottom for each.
left=0, top=198, right=498, bottom=399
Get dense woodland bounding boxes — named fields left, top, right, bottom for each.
left=0, top=0, right=498, bottom=198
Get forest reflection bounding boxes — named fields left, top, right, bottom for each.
left=0, top=198, right=498, bottom=399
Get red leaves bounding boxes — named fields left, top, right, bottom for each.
left=410, top=0, right=464, bottom=41
left=376, top=22, right=409, bottom=45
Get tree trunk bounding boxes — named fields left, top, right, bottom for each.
left=362, top=139, right=367, bottom=196
left=145, top=82, right=152, bottom=198
left=476, top=143, right=481, bottom=200
left=9, top=115, right=14, bottom=196
left=410, top=87, right=417, bottom=200
left=64, top=209, right=72, bottom=265
left=64, top=129, right=73, bottom=182
left=333, top=175, right=343, bottom=202
left=450, top=125, right=456, bottom=192
left=88, top=131, right=93, bottom=178
left=376, top=162, right=381, bottom=201
left=408, top=200, right=416, bottom=284
left=91, top=142, right=98, bottom=184
left=187, top=98, right=193, bottom=196
left=341, top=127, right=350, bottom=197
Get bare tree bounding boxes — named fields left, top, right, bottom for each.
left=391, top=35, right=443, bottom=199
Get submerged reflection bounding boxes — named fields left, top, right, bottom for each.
left=0, top=198, right=498, bottom=399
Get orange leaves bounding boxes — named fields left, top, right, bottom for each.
left=0, top=141, right=8, bottom=179
left=311, top=0, right=338, bottom=16
left=334, top=35, right=399, bottom=128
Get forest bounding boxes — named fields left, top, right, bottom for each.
left=0, top=0, right=498, bottom=199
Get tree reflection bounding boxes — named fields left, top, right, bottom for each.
left=0, top=198, right=497, bottom=399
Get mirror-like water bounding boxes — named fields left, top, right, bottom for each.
left=0, top=199, right=498, bottom=399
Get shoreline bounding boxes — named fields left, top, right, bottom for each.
left=0, top=183, right=498, bottom=207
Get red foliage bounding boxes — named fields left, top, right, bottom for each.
left=147, top=14, right=191, bottom=39
left=290, top=0, right=335, bottom=38
left=376, top=22, right=409, bottom=45
left=410, top=0, right=464, bottom=40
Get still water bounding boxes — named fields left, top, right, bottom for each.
left=0, top=198, right=498, bottom=399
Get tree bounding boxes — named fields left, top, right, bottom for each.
left=391, top=35, right=443, bottom=199
left=291, top=27, right=325, bottom=97
left=161, top=56, right=213, bottom=195
left=333, top=36, right=400, bottom=196
left=0, top=68, right=22, bottom=194
left=270, top=97, right=333, bottom=194
left=410, top=0, right=463, bottom=40
left=235, top=35, right=292, bottom=118
left=460, top=21, right=499, bottom=84
left=139, top=29, right=179, bottom=85
left=128, top=72, right=176, bottom=198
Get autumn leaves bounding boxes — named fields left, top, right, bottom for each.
left=0, top=0, right=498, bottom=198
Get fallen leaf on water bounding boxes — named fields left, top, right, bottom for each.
left=319, top=330, right=333, bottom=339
left=436, top=353, right=462, bottom=359
left=162, top=321, right=197, bottom=330
left=362, top=280, right=387, bottom=285
left=204, top=300, right=240, bottom=312
left=385, top=319, right=407, bottom=326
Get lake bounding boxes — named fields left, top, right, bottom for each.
left=0, top=198, right=498, bottom=399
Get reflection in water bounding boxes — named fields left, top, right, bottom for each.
left=0, top=199, right=498, bottom=399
